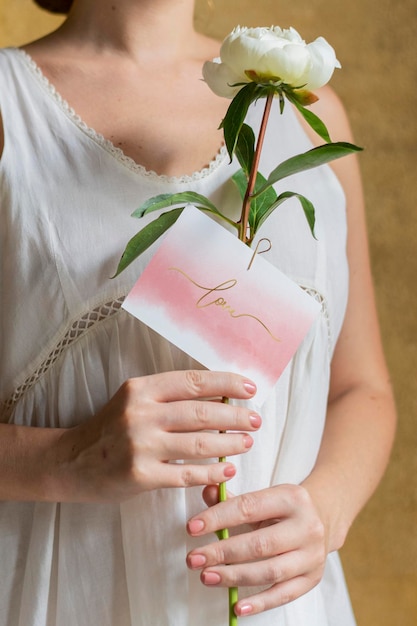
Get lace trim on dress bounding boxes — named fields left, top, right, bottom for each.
left=1, top=297, right=126, bottom=420
left=301, top=286, right=331, bottom=353
left=13, top=48, right=228, bottom=184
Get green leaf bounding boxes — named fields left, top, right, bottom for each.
left=231, top=168, right=248, bottom=201
left=232, top=168, right=278, bottom=240
left=254, top=191, right=316, bottom=239
left=286, top=92, right=332, bottom=143
left=235, top=123, right=255, bottom=176
left=249, top=172, right=278, bottom=234
left=132, top=192, right=220, bottom=218
left=254, top=142, right=363, bottom=197
left=220, top=82, right=259, bottom=162
left=112, top=208, right=183, bottom=277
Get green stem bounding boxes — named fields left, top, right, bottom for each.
left=238, top=92, right=274, bottom=243
left=229, top=587, right=239, bottom=626
left=218, top=398, right=238, bottom=625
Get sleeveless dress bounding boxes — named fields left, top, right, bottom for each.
left=0, top=48, right=356, bottom=626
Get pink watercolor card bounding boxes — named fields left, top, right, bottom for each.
left=123, top=206, right=320, bottom=404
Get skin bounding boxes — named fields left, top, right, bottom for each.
left=0, top=0, right=397, bottom=618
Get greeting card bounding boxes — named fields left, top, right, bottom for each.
left=123, top=207, right=320, bottom=404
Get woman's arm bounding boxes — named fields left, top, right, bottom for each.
left=302, top=86, right=396, bottom=551
left=186, top=88, right=397, bottom=617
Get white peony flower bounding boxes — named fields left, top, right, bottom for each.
left=203, top=26, right=341, bottom=98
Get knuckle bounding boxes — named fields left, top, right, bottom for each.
left=192, top=400, right=210, bottom=427
left=131, top=460, right=152, bottom=489
left=251, top=532, right=270, bottom=559
left=264, top=561, right=283, bottom=585
left=194, top=434, right=209, bottom=457
left=184, top=370, right=205, bottom=394
left=119, top=377, right=140, bottom=401
left=238, top=492, right=258, bottom=522
left=117, top=379, right=148, bottom=422
left=281, top=483, right=312, bottom=512
left=227, top=567, right=241, bottom=587
left=287, top=483, right=308, bottom=504
left=179, top=466, right=196, bottom=487
left=212, top=542, right=227, bottom=565
left=310, top=517, right=326, bottom=543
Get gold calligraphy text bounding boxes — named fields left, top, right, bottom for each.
left=169, top=267, right=281, bottom=343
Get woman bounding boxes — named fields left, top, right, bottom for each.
left=0, top=0, right=396, bottom=624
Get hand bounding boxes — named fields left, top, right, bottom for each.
left=186, top=484, right=327, bottom=618
left=56, top=370, right=260, bottom=502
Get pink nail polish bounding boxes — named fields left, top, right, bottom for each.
left=243, top=434, right=253, bottom=448
left=239, top=604, right=253, bottom=616
left=188, top=554, right=206, bottom=569
left=249, top=413, right=262, bottom=428
left=223, top=464, right=236, bottom=478
left=243, top=381, right=257, bottom=394
left=188, top=519, right=205, bottom=534
left=202, top=571, right=221, bottom=585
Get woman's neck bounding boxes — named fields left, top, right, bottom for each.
left=50, top=0, right=200, bottom=62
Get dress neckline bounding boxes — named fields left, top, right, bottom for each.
left=12, top=47, right=228, bottom=184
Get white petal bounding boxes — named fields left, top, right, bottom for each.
left=305, top=37, right=340, bottom=89
left=221, top=28, right=278, bottom=77
left=281, top=26, right=305, bottom=44
left=202, top=60, right=243, bottom=98
left=260, top=44, right=310, bottom=84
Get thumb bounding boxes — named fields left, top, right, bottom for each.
left=202, top=484, right=235, bottom=507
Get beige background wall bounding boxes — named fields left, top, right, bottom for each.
left=1, top=1, right=416, bottom=624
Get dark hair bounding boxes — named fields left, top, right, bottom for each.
left=33, top=0, right=73, bottom=14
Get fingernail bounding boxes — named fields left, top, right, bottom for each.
left=243, top=434, right=253, bottom=448
left=249, top=413, right=262, bottom=428
left=188, top=519, right=205, bottom=534
left=223, top=464, right=236, bottom=478
left=238, top=604, right=253, bottom=616
left=201, top=571, right=221, bottom=585
left=188, top=554, right=206, bottom=569
left=243, top=381, right=257, bottom=394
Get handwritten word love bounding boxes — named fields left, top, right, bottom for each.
left=169, top=268, right=280, bottom=343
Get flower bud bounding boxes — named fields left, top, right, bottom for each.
left=203, top=26, right=340, bottom=98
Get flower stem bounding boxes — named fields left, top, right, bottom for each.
left=218, top=398, right=238, bottom=625
left=239, top=92, right=274, bottom=243
left=229, top=587, right=239, bottom=626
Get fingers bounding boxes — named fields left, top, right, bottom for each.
left=186, top=485, right=327, bottom=614
left=188, top=484, right=312, bottom=534
left=161, top=431, right=254, bottom=461
left=197, top=548, right=315, bottom=590
left=135, top=370, right=257, bottom=403
left=188, top=538, right=325, bottom=616
left=78, top=371, right=259, bottom=499
left=232, top=575, right=322, bottom=618
left=188, top=522, right=299, bottom=569
left=162, top=398, right=262, bottom=433
left=151, top=460, right=238, bottom=490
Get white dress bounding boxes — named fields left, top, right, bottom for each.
left=0, top=48, right=356, bottom=626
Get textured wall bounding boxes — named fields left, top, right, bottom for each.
left=1, top=1, right=416, bottom=624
